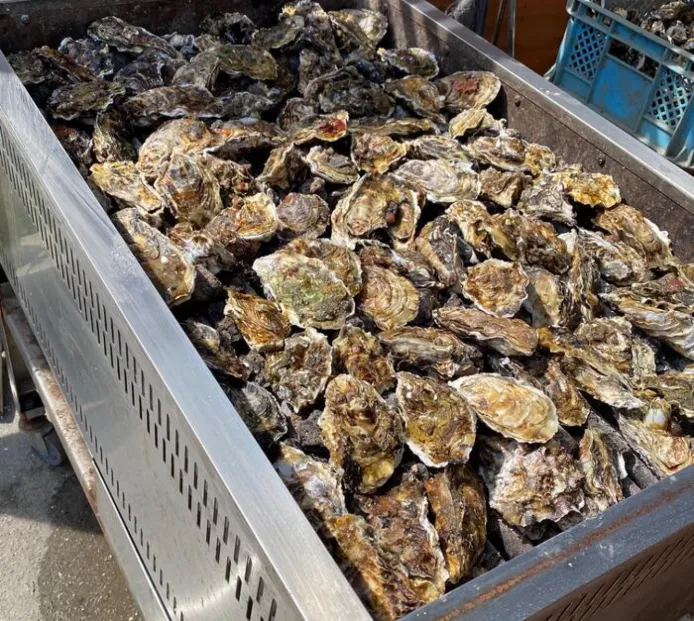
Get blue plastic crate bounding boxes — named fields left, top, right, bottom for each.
left=553, top=0, right=694, bottom=169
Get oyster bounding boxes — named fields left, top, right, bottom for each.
left=553, top=170, right=621, bottom=208
left=349, top=117, right=435, bottom=137
left=52, top=125, right=92, bottom=171
left=642, top=370, right=694, bottom=419
left=46, top=81, right=124, bottom=120
left=265, top=328, right=332, bottom=412
left=434, top=307, right=538, bottom=357
left=291, top=110, right=349, bottom=145
left=168, top=222, right=231, bottom=271
left=186, top=44, right=278, bottom=86
left=328, top=9, right=388, bottom=50
left=424, top=466, right=487, bottom=584
left=281, top=1, right=341, bottom=60
left=575, top=317, right=634, bottom=374
left=594, top=204, right=674, bottom=270
left=480, top=168, right=527, bottom=208
left=522, top=267, right=566, bottom=328
left=333, top=326, right=395, bottom=393
left=198, top=154, right=254, bottom=198
left=306, top=146, right=360, bottom=185
left=351, top=133, right=408, bottom=174
left=8, top=50, right=50, bottom=86
left=396, top=372, right=476, bottom=467
left=225, top=382, right=288, bottom=448
left=579, top=429, right=624, bottom=515
left=392, top=159, right=480, bottom=204
left=358, top=468, right=448, bottom=603
left=451, top=374, right=558, bottom=443
left=436, top=71, right=501, bottom=111
left=298, top=48, right=340, bottom=94
left=518, top=175, right=575, bottom=226
left=542, top=357, right=591, bottom=426
left=359, top=265, right=420, bottom=331
left=224, top=289, right=290, bottom=352
left=577, top=230, right=649, bottom=285
left=407, top=136, right=474, bottom=164
left=252, top=21, right=303, bottom=51
left=380, top=326, right=483, bottom=379
left=201, top=13, right=257, bottom=43
left=415, top=217, right=465, bottom=289
left=182, top=319, right=249, bottom=378
left=462, top=260, right=529, bottom=318
left=277, top=97, right=320, bottom=132
left=92, top=110, right=136, bottom=163
left=208, top=118, right=286, bottom=158
left=629, top=272, right=694, bottom=311
left=58, top=37, right=114, bottom=79
left=478, top=437, right=585, bottom=527
left=562, top=231, right=601, bottom=324
left=122, top=86, right=225, bottom=127
left=206, top=193, right=278, bottom=243
left=256, top=144, right=305, bottom=189
left=277, top=193, right=330, bottom=240
left=112, top=209, right=194, bottom=306
left=320, top=375, right=403, bottom=493
left=359, top=244, right=439, bottom=290
left=90, top=161, right=165, bottom=218
left=253, top=251, right=354, bottom=330
left=377, top=48, right=439, bottom=78
left=114, top=50, right=167, bottom=95
left=469, top=135, right=528, bottom=173
left=523, top=143, right=558, bottom=177
left=385, top=76, right=445, bottom=123
left=34, top=46, right=99, bottom=83
left=88, top=16, right=180, bottom=57
left=448, top=108, right=495, bottom=139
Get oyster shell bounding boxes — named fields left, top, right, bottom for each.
left=358, top=468, right=448, bottom=603
left=298, top=48, right=340, bottom=94
left=256, top=144, right=305, bottom=189
left=181, top=319, right=249, bottom=379
left=392, top=159, right=480, bottom=204
left=451, top=374, right=558, bottom=443
left=478, top=437, right=585, bottom=527
left=562, top=231, right=601, bottom=324
left=333, top=326, right=395, bottom=393
left=518, top=175, right=575, bottom=226
left=328, top=9, right=388, bottom=50
left=225, top=382, right=287, bottom=447
left=112, top=208, right=194, bottom=306
left=253, top=251, right=354, bottom=330
left=90, top=161, right=165, bottom=218
left=579, top=429, right=624, bottom=515
left=379, top=326, right=483, bottom=379
left=642, top=370, right=694, bottom=419
left=480, top=168, right=528, bottom=209
left=424, top=466, right=487, bottom=584
left=8, top=50, right=50, bottom=86
left=469, top=135, right=528, bottom=173
left=436, top=71, right=501, bottom=111
left=629, top=272, right=694, bottom=312
left=434, top=307, right=538, bottom=356
left=577, top=230, right=649, bottom=285
left=543, top=358, right=591, bottom=427
left=168, top=222, right=231, bottom=271
left=122, top=86, right=225, bottom=127
left=462, top=259, right=529, bottom=318
left=252, top=21, right=303, bottom=51
left=88, top=16, right=180, bottom=57
left=207, top=192, right=278, bottom=243
left=351, top=133, right=408, bottom=174
left=92, top=110, right=136, bottom=163
left=575, top=317, right=634, bottom=374
left=209, top=118, right=286, bottom=158
left=58, top=37, right=114, bottom=79
left=200, top=13, right=257, bottom=43
left=359, top=265, right=420, bottom=331
left=33, top=46, right=100, bottom=83
left=46, top=81, right=124, bottom=120
left=359, top=244, right=439, bottom=290
left=282, top=1, right=341, bottom=60
left=291, top=110, right=349, bottom=145
left=407, top=136, right=473, bottom=164
left=377, top=48, right=439, bottom=78
left=199, top=154, right=254, bottom=198
left=320, top=375, right=403, bottom=493
left=52, top=125, right=93, bottom=171
left=114, top=50, right=167, bottom=95
left=397, top=372, right=476, bottom=467
left=349, top=117, right=435, bottom=137
left=265, top=328, right=332, bottom=412
left=523, top=143, right=558, bottom=177
left=306, top=146, right=360, bottom=185
left=276, top=192, right=330, bottom=240
left=448, top=108, right=494, bottom=139
left=522, top=267, right=566, bottom=328
left=553, top=170, right=621, bottom=208
left=224, top=289, right=290, bottom=352
left=385, top=76, right=445, bottom=123
left=415, top=217, right=465, bottom=289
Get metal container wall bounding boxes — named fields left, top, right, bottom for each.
left=0, top=1, right=693, bottom=620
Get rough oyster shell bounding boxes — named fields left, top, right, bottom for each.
left=209, top=118, right=286, bottom=159
left=199, top=154, right=254, bottom=198
left=112, top=209, right=194, bottom=306
left=305, top=146, right=360, bottom=185
left=298, top=48, right=340, bottom=94
left=478, top=437, right=585, bottom=527
left=205, top=193, right=278, bottom=248
left=469, top=135, right=528, bottom=172
left=182, top=44, right=278, bottom=86
left=333, top=326, right=395, bottom=393
left=349, top=117, right=435, bottom=137
left=276, top=193, right=330, bottom=240
left=265, top=328, right=332, bottom=412
left=31, top=45, right=98, bottom=84
left=168, top=222, right=231, bottom=271
left=385, top=76, right=445, bottom=123
left=523, top=143, right=558, bottom=177
left=88, top=16, right=180, bottom=57
left=224, top=289, right=290, bottom=352
left=480, top=168, right=528, bottom=208
left=406, top=136, right=473, bottom=164
left=122, top=86, right=225, bottom=127
left=328, top=9, right=388, bottom=50
left=415, top=217, right=465, bottom=289
left=629, top=272, right=694, bottom=312
left=359, top=265, right=420, bottom=331
left=277, top=98, right=320, bottom=131
left=358, top=468, right=448, bottom=603
left=181, top=319, right=248, bottom=379
left=90, top=161, right=165, bottom=218
left=114, top=50, right=168, bottom=95
left=281, top=1, right=341, bottom=60
left=252, top=21, right=303, bottom=51
left=379, top=326, right=483, bottom=379
left=448, top=108, right=495, bottom=139
left=225, top=382, right=287, bottom=447
left=543, top=358, right=591, bottom=427
left=359, top=244, right=439, bottom=290
left=451, top=373, right=558, bottom=443
left=397, top=372, right=476, bottom=467
left=92, top=110, right=136, bottom=163
left=46, top=81, right=124, bottom=120
left=518, top=175, right=575, bottom=226
left=562, top=231, right=601, bottom=325
left=553, top=170, right=621, bottom=208
left=8, top=50, right=51, bottom=86
left=575, top=317, right=634, bottom=374
left=291, top=110, right=349, bottom=145
left=462, top=259, right=529, bottom=318
left=522, top=267, right=566, bottom=328
left=320, top=375, right=403, bottom=493
left=254, top=251, right=354, bottom=330
left=643, top=370, right=694, bottom=419
left=579, top=429, right=624, bottom=515
left=256, top=144, right=305, bottom=189
left=52, top=125, right=93, bottom=171
left=58, top=37, right=114, bottom=79
left=200, top=12, right=256, bottom=43
left=577, top=230, right=649, bottom=285
left=434, top=307, right=538, bottom=356
left=436, top=71, right=501, bottom=111
left=392, top=159, right=480, bottom=204
left=351, top=133, right=408, bottom=174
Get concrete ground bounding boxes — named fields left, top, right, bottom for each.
left=0, top=412, right=140, bottom=621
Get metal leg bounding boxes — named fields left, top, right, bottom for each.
left=508, top=0, right=517, bottom=58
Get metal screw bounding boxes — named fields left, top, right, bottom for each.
left=598, top=156, right=606, bottom=167
left=20, top=14, right=30, bottom=25
left=514, top=96, right=522, bottom=107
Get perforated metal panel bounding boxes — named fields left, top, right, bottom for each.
left=648, top=67, right=694, bottom=129
left=568, top=22, right=607, bottom=80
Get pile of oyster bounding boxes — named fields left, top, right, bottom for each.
left=611, top=1, right=694, bottom=54
left=10, top=3, right=694, bottom=619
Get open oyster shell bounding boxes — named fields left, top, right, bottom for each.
left=333, top=326, right=395, bottom=394
left=224, top=289, right=290, bottom=352
left=451, top=373, right=558, bottom=443
left=393, top=159, right=480, bottom=204
left=553, top=170, right=621, bottom=208
left=462, top=259, right=529, bottom=318
left=579, top=429, right=624, bottom=516
left=320, top=375, right=403, bottom=493
left=397, top=372, right=476, bottom=467
left=359, top=265, right=420, bottom=331
left=265, top=328, right=332, bottom=412
left=306, top=146, right=360, bottom=185
left=226, top=382, right=287, bottom=448
left=277, top=192, right=330, bottom=240
left=90, top=161, right=165, bottom=219
left=47, top=81, right=124, bottom=120
left=254, top=251, right=355, bottom=330
left=436, top=71, right=501, bottom=111
left=351, top=133, right=408, bottom=174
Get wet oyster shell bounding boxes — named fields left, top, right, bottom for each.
left=575, top=317, right=634, bottom=374
left=90, top=161, right=165, bottom=218
left=8, top=50, right=50, bottom=86
left=407, top=135, right=473, bottom=164
left=252, top=21, right=303, bottom=51
left=562, top=231, right=601, bottom=325
left=643, top=370, right=694, bottom=419
left=168, top=222, right=231, bottom=271
left=392, top=159, right=480, bottom=204
left=199, top=154, right=254, bottom=198
left=298, top=48, right=340, bottom=94
left=276, top=193, right=330, bottom=240
left=579, top=429, right=624, bottom=515
left=523, top=143, right=558, bottom=177
left=88, top=16, right=180, bottom=57
left=33, top=46, right=100, bottom=83
left=351, top=133, right=408, bottom=174
left=333, top=326, right=395, bottom=393
left=359, top=244, right=439, bottom=290
left=578, top=230, right=649, bottom=285
left=256, top=144, right=305, bottom=189
left=52, top=125, right=93, bottom=171
left=385, top=76, right=445, bottom=124
left=415, top=217, right=465, bottom=289
left=478, top=437, right=585, bottom=527
left=328, top=9, right=388, bottom=50
left=553, top=170, right=621, bottom=208
left=47, top=81, right=124, bottom=120
left=522, top=267, right=566, bottom=328
left=204, top=193, right=278, bottom=250
left=122, top=86, right=225, bottom=127
left=359, top=265, right=420, bottom=331
left=181, top=318, right=249, bottom=379
left=436, top=71, right=501, bottom=111
left=349, top=117, right=435, bottom=137
left=379, top=326, right=483, bottom=379
left=291, top=110, right=349, bottom=145
left=281, top=1, right=341, bottom=60
left=448, top=108, right=495, bottom=139
left=58, top=37, right=114, bottom=79
left=543, top=358, right=591, bottom=427
left=92, top=110, right=136, bottom=163
left=377, top=47, right=439, bottom=78
left=480, top=168, right=527, bottom=208
left=114, top=50, right=167, bottom=95
left=209, top=118, right=286, bottom=157
left=434, top=307, right=538, bottom=357
left=265, top=328, right=332, bottom=412
left=306, top=146, right=360, bottom=185
left=224, top=289, right=290, bottom=352
left=397, top=372, right=476, bottom=467
left=451, top=373, right=558, bottom=443
left=629, top=272, right=694, bottom=312
left=518, top=175, right=575, bottom=226
left=462, top=259, right=529, bottom=318
left=226, top=382, right=287, bottom=447
left=469, top=135, right=528, bottom=173
left=320, top=375, right=403, bottom=493
left=358, top=468, right=448, bottom=603
left=254, top=252, right=354, bottom=330
left=112, top=209, right=194, bottom=306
